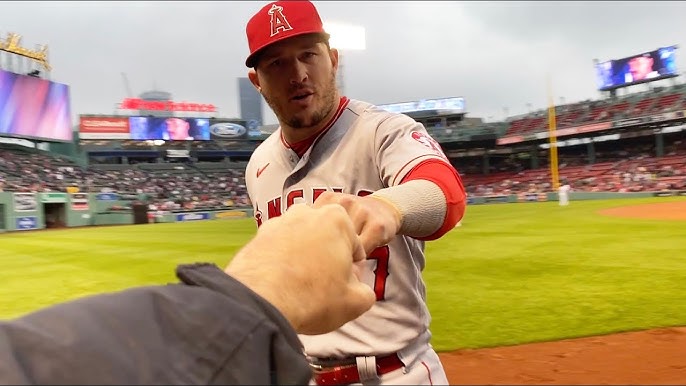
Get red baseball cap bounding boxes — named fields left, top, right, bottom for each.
left=245, top=1, right=330, bottom=68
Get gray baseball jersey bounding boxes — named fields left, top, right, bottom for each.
left=245, top=97, right=449, bottom=359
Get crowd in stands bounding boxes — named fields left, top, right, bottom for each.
left=1, top=137, right=684, bottom=207
left=460, top=140, right=686, bottom=197
left=0, top=149, right=249, bottom=211
left=503, top=83, right=686, bottom=137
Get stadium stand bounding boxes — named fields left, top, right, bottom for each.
left=2, top=81, right=685, bottom=208
left=0, top=146, right=250, bottom=211
left=502, top=84, right=686, bottom=137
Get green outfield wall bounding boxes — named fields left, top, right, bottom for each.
left=466, top=190, right=686, bottom=205
left=0, top=192, right=253, bottom=232
left=1, top=190, right=683, bottom=232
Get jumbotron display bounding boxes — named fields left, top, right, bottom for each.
left=596, top=46, right=679, bottom=91
left=377, top=97, right=465, bottom=115
left=79, top=116, right=249, bottom=141
left=0, top=68, right=73, bottom=142
left=129, top=117, right=210, bottom=141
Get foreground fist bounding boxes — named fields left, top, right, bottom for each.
left=313, top=191, right=402, bottom=255
left=224, top=203, right=376, bottom=335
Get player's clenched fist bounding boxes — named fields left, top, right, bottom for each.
left=313, top=191, right=403, bottom=255
left=225, top=203, right=375, bottom=335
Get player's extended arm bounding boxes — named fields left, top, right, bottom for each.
left=314, top=159, right=465, bottom=253
left=371, top=158, right=466, bottom=241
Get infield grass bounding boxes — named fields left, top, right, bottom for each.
left=1, top=196, right=685, bottom=352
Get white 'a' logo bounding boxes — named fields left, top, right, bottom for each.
left=268, top=4, right=293, bottom=37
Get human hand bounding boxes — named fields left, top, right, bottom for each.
left=313, top=191, right=402, bottom=255
left=224, top=203, right=375, bottom=335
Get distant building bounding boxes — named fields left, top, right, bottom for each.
left=138, top=90, right=173, bottom=118
left=238, top=77, right=263, bottom=132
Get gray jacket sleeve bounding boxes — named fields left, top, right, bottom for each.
left=0, top=263, right=312, bottom=385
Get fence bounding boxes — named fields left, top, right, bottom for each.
left=0, top=192, right=253, bottom=232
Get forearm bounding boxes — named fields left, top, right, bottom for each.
left=371, top=179, right=447, bottom=238
left=372, top=159, right=466, bottom=240
left=0, top=264, right=310, bottom=385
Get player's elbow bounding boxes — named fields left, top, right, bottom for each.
left=416, top=171, right=467, bottom=241
left=420, top=191, right=466, bottom=241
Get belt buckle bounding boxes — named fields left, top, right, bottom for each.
left=310, top=362, right=357, bottom=373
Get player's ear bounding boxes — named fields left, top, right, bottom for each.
left=248, top=69, right=262, bottom=93
left=329, top=48, right=339, bottom=71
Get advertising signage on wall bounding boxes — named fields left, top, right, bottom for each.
left=118, top=98, right=216, bottom=113
left=15, top=216, right=38, bottom=230
left=208, top=119, right=248, bottom=140
left=13, top=193, right=37, bottom=212
left=79, top=116, right=131, bottom=139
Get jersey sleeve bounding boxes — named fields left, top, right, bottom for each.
left=373, top=112, right=450, bottom=187
left=244, top=161, right=256, bottom=208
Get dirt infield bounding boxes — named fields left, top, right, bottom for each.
left=439, top=327, right=686, bottom=385
left=438, top=200, right=686, bottom=384
left=598, top=200, right=686, bottom=220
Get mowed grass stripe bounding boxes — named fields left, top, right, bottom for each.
left=425, top=196, right=686, bottom=351
left=0, top=220, right=256, bottom=319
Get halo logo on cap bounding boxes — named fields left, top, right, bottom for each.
left=268, top=4, right=293, bottom=37
left=244, top=1, right=329, bottom=67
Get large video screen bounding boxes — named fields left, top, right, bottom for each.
left=0, top=68, right=73, bottom=142
left=596, top=46, right=678, bottom=91
left=128, top=116, right=210, bottom=140
left=378, top=97, right=465, bottom=115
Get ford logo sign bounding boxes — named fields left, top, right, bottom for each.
left=210, top=123, right=247, bottom=138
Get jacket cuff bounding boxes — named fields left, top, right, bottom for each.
left=175, top=263, right=305, bottom=356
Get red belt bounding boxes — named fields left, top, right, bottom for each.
left=311, top=353, right=405, bottom=386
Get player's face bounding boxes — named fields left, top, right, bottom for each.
left=250, top=34, right=339, bottom=131
left=166, top=118, right=190, bottom=140
left=629, top=56, right=654, bottom=81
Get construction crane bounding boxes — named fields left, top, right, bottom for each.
left=121, top=72, right=133, bottom=97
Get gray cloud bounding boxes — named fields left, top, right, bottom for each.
left=1, top=1, right=685, bottom=125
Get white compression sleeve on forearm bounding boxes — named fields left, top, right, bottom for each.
left=370, top=179, right=447, bottom=238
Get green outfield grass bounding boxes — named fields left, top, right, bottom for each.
left=1, top=196, right=685, bottom=352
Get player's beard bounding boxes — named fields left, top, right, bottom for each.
left=264, top=70, right=338, bottom=130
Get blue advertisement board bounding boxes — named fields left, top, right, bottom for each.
left=16, top=216, right=38, bottom=230
left=175, top=212, right=210, bottom=222
left=96, top=193, right=119, bottom=201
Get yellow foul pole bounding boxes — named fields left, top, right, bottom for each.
left=547, top=75, right=560, bottom=191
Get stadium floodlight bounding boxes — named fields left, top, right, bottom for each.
left=324, top=22, right=366, bottom=51
left=323, top=22, right=366, bottom=95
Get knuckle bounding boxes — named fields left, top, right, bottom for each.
left=368, top=221, right=384, bottom=234
left=325, top=203, right=347, bottom=218
left=316, top=191, right=336, bottom=203
left=368, top=221, right=390, bottom=237
left=337, top=195, right=358, bottom=209
left=321, top=203, right=349, bottom=226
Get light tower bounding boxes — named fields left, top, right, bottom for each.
left=323, top=22, right=366, bottom=96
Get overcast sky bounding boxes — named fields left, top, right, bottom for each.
left=2, top=1, right=686, bottom=125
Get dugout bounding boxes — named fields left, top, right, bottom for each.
left=132, top=202, right=149, bottom=224
left=43, top=202, right=67, bottom=229
left=0, top=204, right=5, bottom=232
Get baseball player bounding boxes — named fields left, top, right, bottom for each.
left=558, top=181, right=571, bottom=206
left=242, top=1, right=466, bottom=385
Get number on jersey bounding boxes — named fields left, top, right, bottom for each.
left=368, top=246, right=390, bottom=301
